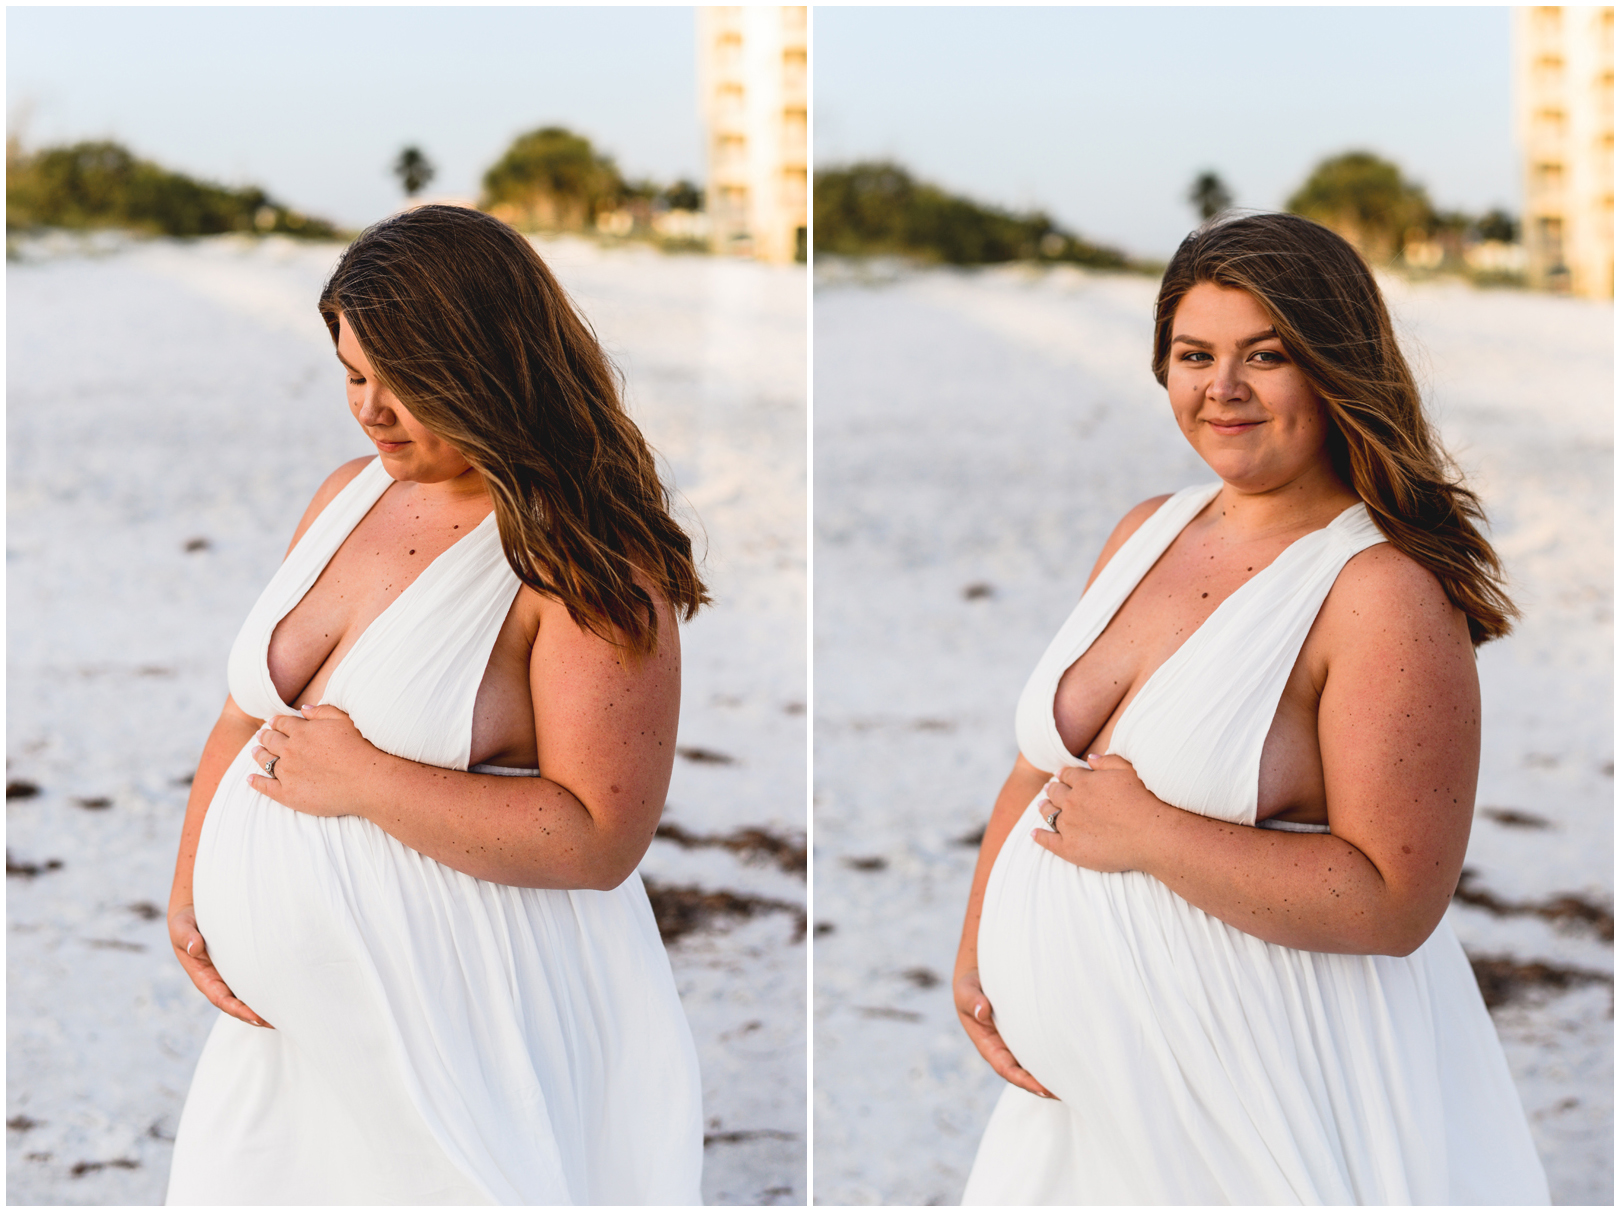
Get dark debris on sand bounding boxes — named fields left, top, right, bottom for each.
left=1454, top=868, right=1614, bottom=942
left=7, top=850, right=63, bottom=878
left=677, top=746, right=736, bottom=765
left=1467, top=955, right=1612, bottom=1010
left=655, top=822, right=806, bottom=878
left=643, top=880, right=805, bottom=945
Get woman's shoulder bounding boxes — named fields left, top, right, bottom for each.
left=1083, top=493, right=1175, bottom=592
left=284, top=457, right=376, bottom=555
left=1318, top=539, right=1471, bottom=660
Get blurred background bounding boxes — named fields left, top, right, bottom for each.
left=813, top=5, right=1612, bottom=1205
left=7, top=6, right=807, bottom=1205
left=8, top=5, right=808, bottom=261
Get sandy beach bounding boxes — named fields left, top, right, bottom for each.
left=6, top=232, right=807, bottom=1204
left=811, top=260, right=1612, bottom=1204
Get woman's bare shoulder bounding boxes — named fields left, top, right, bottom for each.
left=284, top=457, right=375, bottom=556
left=1083, top=494, right=1174, bottom=592
left=1318, top=541, right=1472, bottom=665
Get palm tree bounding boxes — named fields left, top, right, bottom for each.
left=392, top=146, right=435, bottom=199
left=1188, top=171, right=1233, bottom=221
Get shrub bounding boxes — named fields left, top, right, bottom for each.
left=814, top=160, right=1128, bottom=269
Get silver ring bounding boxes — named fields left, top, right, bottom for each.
left=1044, top=809, right=1060, bottom=831
left=262, top=756, right=279, bottom=778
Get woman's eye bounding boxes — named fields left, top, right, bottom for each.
left=1250, top=349, right=1287, bottom=364
left=1179, top=350, right=1211, bottom=363
left=347, top=375, right=365, bottom=385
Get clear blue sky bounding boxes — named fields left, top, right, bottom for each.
left=814, top=7, right=1519, bottom=259
left=8, top=6, right=703, bottom=229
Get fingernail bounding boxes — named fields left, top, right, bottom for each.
left=185, top=939, right=195, bottom=955
left=973, top=1002, right=984, bottom=1021
left=1086, top=753, right=1100, bottom=762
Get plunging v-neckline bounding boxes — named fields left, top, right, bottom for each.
left=260, top=462, right=497, bottom=716
left=1051, top=491, right=1361, bottom=761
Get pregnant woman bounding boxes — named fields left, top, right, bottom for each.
left=165, top=205, right=707, bottom=1204
left=953, top=213, right=1548, bottom=1204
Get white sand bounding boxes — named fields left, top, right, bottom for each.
left=5, top=232, right=807, bottom=1204
left=811, top=261, right=1612, bottom=1204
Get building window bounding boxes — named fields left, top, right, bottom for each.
left=1534, top=161, right=1566, bottom=194
left=781, top=167, right=807, bottom=208
left=783, top=107, right=807, bottom=148
left=1538, top=215, right=1566, bottom=266
left=783, top=47, right=807, bottom=92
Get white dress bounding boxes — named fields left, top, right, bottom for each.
left=167, top=457, right=703, bottom=1205
left=962, top=484, right=1548, bottom=1205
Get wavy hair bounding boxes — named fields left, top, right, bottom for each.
left=319, top=204, right=708, bottom=655
left=1151, top=211, right=1516, bottom=644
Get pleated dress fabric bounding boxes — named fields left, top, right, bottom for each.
left=166, top=457, right=703, bottom=1205
left=962, top=483, right=1548, bottom=1206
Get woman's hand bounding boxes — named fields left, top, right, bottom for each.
left=248, top=704, right=371, bottom=817
left=953, top=967, right=1056, bottom=1101
left=1031, top=754, right=1168, bottom=873
left=168, top=903, right=272, bottom=1029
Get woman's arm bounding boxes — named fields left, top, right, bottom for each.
left=953, top=756, right=1056, bottom=1099
left=168, top=696, right=273, bottom=1026
left=248, top=589, right=682, bottom=891
left=1037, top=544, right=1479, bottom=957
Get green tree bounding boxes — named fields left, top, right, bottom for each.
left=392, top=146, right=435, bottom=198
left=1285, top=151, right=1432, bottom=263
left=813, top=161, right=1127, bottom=269
left=6, top=139, right=335, bottom=238
left=1188, top=171, right=1233, bottom=221
left=480, top=126, right=624, bottom=231
left=1476, top=208, right=1519, bottom=243
left=662, top=179, right=704, bottom=211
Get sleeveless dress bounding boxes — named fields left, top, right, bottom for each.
left=166, top=457, right=703, bottom=1205
left=962, top=484, right=1548, bottom=1205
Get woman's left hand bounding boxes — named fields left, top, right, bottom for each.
left=1031, top=753, right=1167, bottom=873
left=247, top=704, right=372, bottom=817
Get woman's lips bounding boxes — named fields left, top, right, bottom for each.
left=373, top=437, right=411, bottom=452
left=1207, top=419, right=1263, bottom=436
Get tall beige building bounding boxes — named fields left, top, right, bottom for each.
left=1513, top=6, right=1614, bottom=296
left=697, top=6, right=808, bottom=263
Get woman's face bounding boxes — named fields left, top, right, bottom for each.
left=1165, top=282, right=1339, bottom=497
left=335, top=312, right=473, bottom=485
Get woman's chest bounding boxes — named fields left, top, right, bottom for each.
left=1053, top=535, right=1281, bottom=757
left=1052, top=534, right=1333, bottom=823
left=266, top=499, right=490, bottom=711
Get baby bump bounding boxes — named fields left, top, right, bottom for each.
left=192, top=742, right=404, bottom=1043
left=977, top=797, right=1279, bottom=1106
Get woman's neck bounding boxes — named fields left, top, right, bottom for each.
left=397, top=466, right=492, bottom=512
left=1205, top=464, right=1359, bottom=542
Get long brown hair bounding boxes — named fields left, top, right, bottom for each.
left=319, top=204, right=708, bottom=655
left=1151, top=211, right=1516, bottom=645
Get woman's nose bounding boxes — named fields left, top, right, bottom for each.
left=356, top=390, right=393, bottom=427
left=1206, top=360, right=1250, bottom=402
